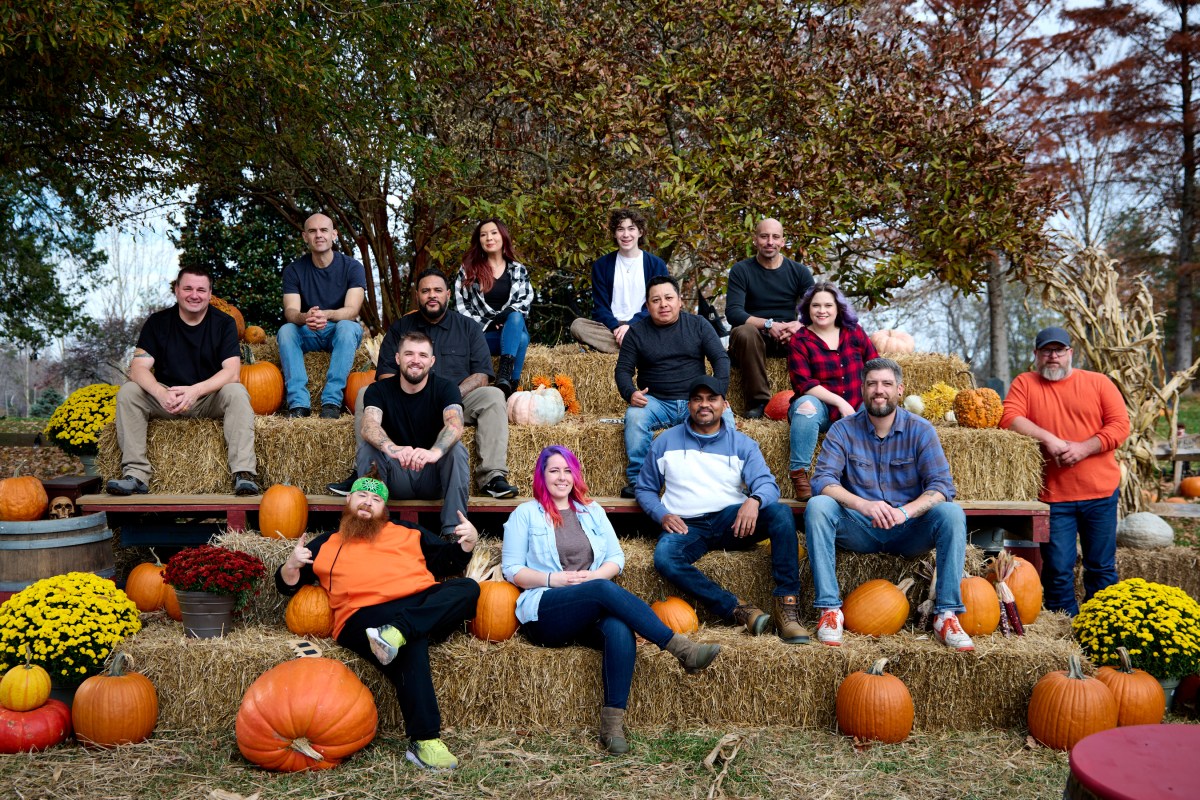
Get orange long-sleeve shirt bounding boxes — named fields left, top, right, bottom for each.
left=1000, top=369, right=1130, bottom=503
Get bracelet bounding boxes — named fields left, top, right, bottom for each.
left=546, top=572, right=552, bottom=588
left=898, top=506, right=910, bottom=521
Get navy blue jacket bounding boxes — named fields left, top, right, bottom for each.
left=589, top=250, right=669, bottom=331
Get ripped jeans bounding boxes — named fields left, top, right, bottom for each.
left=788, top=392, right=832, bottom=471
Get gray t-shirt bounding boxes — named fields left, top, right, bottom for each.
left=555, top=507, right=594, bottom=571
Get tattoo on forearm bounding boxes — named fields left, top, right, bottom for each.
left=914, top=491, right=942, bottom=515
left=362, top=407, right=389, bottom=450
left=460, top=374, right=488, bottom=395
left=433, top=407, right=463, bottom=453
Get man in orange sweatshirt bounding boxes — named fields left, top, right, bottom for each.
left=1000, top=327, right=1130, bottom=615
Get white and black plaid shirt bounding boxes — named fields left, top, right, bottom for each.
left=454, top=261, right=534, bottom=330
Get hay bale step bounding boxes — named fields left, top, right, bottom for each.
left=246, top=341, right=374, bottom=412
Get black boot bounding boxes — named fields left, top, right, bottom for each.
left=495, top=354, right=517, bottom=397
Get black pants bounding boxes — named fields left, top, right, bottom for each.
left=336, top=578, right=480, bottom=741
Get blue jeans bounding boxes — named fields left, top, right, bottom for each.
left=1042, top=489, right=1119, bottom=616
left=804, top=495, right=967, bottom=613
left=788, top=393, right=832, bottom=471
left=484, top=312, right=530, bottom=384
left=653, top=501, right=800, bottom=619
left=277, top=319, right=363, bottom=410
left=623, top=397, right=735, bottom=485
left=521, top=580, right=675, bottom=710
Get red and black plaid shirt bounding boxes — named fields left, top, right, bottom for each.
left=787, top=324, right=879, bottom=422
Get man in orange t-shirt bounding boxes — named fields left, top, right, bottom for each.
left=276, top=477, right=480, bottom=770
left=1000, top=327, right=1130, bottom=616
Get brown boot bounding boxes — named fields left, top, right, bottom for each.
left=664, top=634, right=722, bottom=674
left=789, top=469, right=812, bottom=501
left=599, top=706, right=629, bottom=754
left=773, top=595, right=812, bottom=644
left=731, top=600, right=770, bottom=635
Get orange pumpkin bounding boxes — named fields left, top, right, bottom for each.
left=0, top=647, right=51, bottom=712
left=244, top=325, right=268, bottom=344
left=651, top=596, right=699, bottom=634
left=843, top=578, right=915, bottom=637
left=1165, top=496, right=1189, bottom=504
left=0, top=470, right=48, bottom=522
left=163, top=584, right=182, bottom=621
left=1180, top=476, right=1200, bottom=499
left=1095, top=647, right=1165, bottom=726
left=470, top=580, right=521, bottom=642
left=1027, top=654, right=1117, bottom=750
left=236, top=657, right=377, bottom=772
left=836, top=657, right=914, bottom=743
left=985, top=555, right=1042, bottom=625
left=869, top=329, right=915, bottom=354
left=124, top=549, right=169, bottom=612
left=343, top=370, right=376, bottom=413
left=259, top=484, right=308, bottom=540
left=957, top=575, right=1001, bottom=636
left=72, top=652, right=159, bottom=747
left=241, top=346, right=285, bottom=416
left=210, top=296, right=246, bottom=340
left=953, top=387, right=1004, bottom=429
left=285, top=585, right=334, bottom=638
left=764, top=390, right=794, bottom=421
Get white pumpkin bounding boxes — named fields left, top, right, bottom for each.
left=1115, top=512, right=1175, bottom=549
left=869, top=329, right=916, bottom=354
left=507, top=387, right=566, bottom=426
left=903, top=394, right=925, bottom=415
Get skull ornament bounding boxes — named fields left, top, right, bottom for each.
left=49, top=496, right=75, bottom=520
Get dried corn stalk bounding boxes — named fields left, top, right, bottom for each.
left=1025, top=242, right=1200, bottom=515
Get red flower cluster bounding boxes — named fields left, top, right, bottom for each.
left=162, top=545, right=266, bottom=608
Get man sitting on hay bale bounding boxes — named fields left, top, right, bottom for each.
left=276, top=477, right=480, bottom=771
left=107, top=265, right=260, bottom=496
left=638, top=376, right=810, bottom=644
left=804, top=357, right=974, bottom=651
left=616, top=275, right=733, bottom=498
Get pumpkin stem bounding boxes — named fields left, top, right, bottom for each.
left=108, top=651, right=130, bottom=677
left=866, top=657, right=890, bottom=676
left=150, top=547, right=164, bottom=568
left=22, top=642, right=33, bottom=668
left=959, top=369, right=978, bottom=390
left=1116, top=647, right=1134, bottom=674
left=241, top=343, right=256, bottom=365
left=289, top=736, right=324, bottom=761
left=895, top=577, right=916, bottom=595
left=1065, top=654, right=1086, bottom=680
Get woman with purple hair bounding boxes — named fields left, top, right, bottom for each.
left=786, top=282, right=878, bottom=500
left=501, top=445, right=721, bottom=755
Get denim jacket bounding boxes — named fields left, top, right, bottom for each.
left=501, top=499, right=625, bottom=624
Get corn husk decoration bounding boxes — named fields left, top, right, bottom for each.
left=990, top=551, right=1025, bottom=636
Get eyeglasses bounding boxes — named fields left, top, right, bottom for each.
left=1037, top=347, right=1071, bottom=357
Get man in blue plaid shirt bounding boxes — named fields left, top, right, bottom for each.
left=804, top=357, right=974, bottom=651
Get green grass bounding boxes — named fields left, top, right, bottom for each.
left=0, top=417, right=47, bottom=433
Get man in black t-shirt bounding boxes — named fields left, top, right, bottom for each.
left=107, top=266, right=259, bottom=496
left=359, top=331, right=470, bottom=535
left=278, top=213, right=367, bottom=418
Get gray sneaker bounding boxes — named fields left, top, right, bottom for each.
left=233, top=472, right=260, bottom=496
left=106, top=475, right=149, bottom=496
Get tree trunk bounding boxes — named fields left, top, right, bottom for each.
left=987, top=252, right=1010, bottom=387
left=1175, top=3, right=1197, bottom=373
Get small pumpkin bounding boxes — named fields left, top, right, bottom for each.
left=1095, top=647, right=1165, bottom=727
left=1181, top=476, right=1200, bottom=499
left=957, top=575, right=1001, bottom=636
left=243, top=325, right=268, bottom=344
left=73, top=652, right=159, bottom=747
left=985, top=555, right=1042, bottom=625
left=0, top=468, right=49, bottom=522
left=343, top=370, right=376, bottom=413
left=836, top=657, right=914, bottom=743
left=210, top=296, right=246, bottom=340
left=124, top=548, right=170, bottom=612
left=470, top=580, right=521, bottom=642
left=241, top=345, right=285, bottom=415
left=163, top=584, right=182, bottom=621
left=285, top=585, right=334, bottom=638
left=0, top=647, right=51, bottom=712
left=0, top=699, right=72, bottom=754
left=651, top=596, right=699, bottom=635
left=1165, top=496, right=1189, bottom=504
left=869, top=329, right=915, bottom=354
left=952, top=387, right=1004, bottom=429
left=236, top=657, right=378, bottom=772
left=842, top=577, right=915, bottom=637
left=1027, top=654, right=1117, bottom=751
left=507, top=387, right=565, bottom=426
left=764, top=390, right=793, bottom=421
left=259, top=483, right=308, bottom=540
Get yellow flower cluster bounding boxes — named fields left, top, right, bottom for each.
left=43, top=383, right=119, bottom=457
left=1072, top=578, right=1200, bottom=679
left=0, top=572, right=141, bottom=687
left=919, top=382, right=959, bottom=422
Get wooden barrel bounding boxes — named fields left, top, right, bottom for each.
left=0, top=512, right=115, bottom=595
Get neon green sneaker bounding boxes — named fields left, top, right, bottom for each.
left=366, top=625, right=406, bottom=665
left=406, top=738, right=458, bottom=770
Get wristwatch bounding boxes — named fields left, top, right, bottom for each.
left=763, top=319, right=774, bottom=331
left=749, top=494, right=763, bottom=505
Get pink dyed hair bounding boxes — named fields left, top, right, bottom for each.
left=531, top=445, right=592, bottom=527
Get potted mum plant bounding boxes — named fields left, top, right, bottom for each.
left=42, top=383, right=119, bottom=475
left=162, top=545, right=266, bottom=638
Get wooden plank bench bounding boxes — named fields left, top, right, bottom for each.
left=1152, top=434, right=1200, bottom=493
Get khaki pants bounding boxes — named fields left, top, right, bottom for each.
left=728, top=323, right=789, bottom=409
left=115, top=382, right=256, bottom=482
left=569, top=317, right=620, bottom=354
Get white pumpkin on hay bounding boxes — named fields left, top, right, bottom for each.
left=507, top=387, right=566, bottom=425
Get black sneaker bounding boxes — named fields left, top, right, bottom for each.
left=328, top=472, right=357, bottom=496
left=106, top=475, right=149, bottom=496
left=319, top=404, right=341, bottom=419
left=287, top=407, right=311, bottom=418
left=619, top=484, right=637, bottom=499
left=481, top=475, right=518, bottom=498
left=233, top=472, right=261, bottom=496
left=743, top=404, right=766, bottom=419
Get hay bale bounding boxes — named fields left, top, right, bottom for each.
left=1072, top=547, right=1200, bottom=603
left=212, top=532, right=297, bottom=627
left=517, top=345, right=625, bottom=417
left=936, top=427, right=1044, bottom=503
left=246, top=338, right=374, bottom=411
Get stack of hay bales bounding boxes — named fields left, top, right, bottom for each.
left=247, top=340, right=374, bottom=412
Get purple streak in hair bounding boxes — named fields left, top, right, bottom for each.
left=531, top=445, right=592, bottom=527
left=797, top=281, right=859, bottom=328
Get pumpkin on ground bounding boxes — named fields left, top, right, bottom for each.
left=1115, top=512, right=1174, bottom=549
left=0, top=648, right=51, bottom=712
left=241, top=347, right=285, bottom=415
left=507, top=387, right=565, bottom=426
left=985, top=555, right=1042, bottom=625
left=73, top=652, right=159, bottom=747
left=0, top=469, right=49, bottom=522
left=259, top=483, right=308, bottom=540
left=210, top=296, right=246, bottom=340
left=836, top=658, right=914, bottom=743
left=1096, top=647, right=1165, bottom=726
left=652, top=596, right=699, bottom=635
left=0, top=699, right=72, bottom=754
left=1027, top=654, right=1118, bottom=751
left=343, top=370, right=376, bottom=413
left=244, top=325, right=268, bottom=345
left=470, top=580, right=521, bottom=642
left=952, top=387, right=1004, bottom=429
left=869, top=329, right=915, bottom=354
left=764, top=391, right=793, bottom=421
left=957, top=576, right=1001, bottom=636
left=124, top=549, right=170, bottom=612
left=285, top=585, right=334, bottom=638
left=842, top=578, right=916, bottom=637
left=1180, top=475, right=1200, bottom=499
left=236, top=657, right=378, bottom=772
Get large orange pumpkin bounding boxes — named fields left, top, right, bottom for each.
left=72, top=652, right=159, bottom=747
left=764, top=390, right=794, bottom=421
left=236, top=657, right=378, bottom=772
left=210, top=296, right=246, bottom=340
left=985, top=555, right=1042, bottom=625
left=957, top=576, right=1001, bottom=636
left=259, top=484, right=308, bottom=540
left=843, top=578, right=915, bottom=637
left=470, top=580, right=521, bottom=642
left=1095, top=647, right=1165, bottom=726
left=651, top=596, right=699, bottom=634
left=1180, top=476, right=1200, bottom=499
left=343, top=370, right=376, bottom=413
left=953, top=387, right=1004, bottom=429
left=285, top=585, right=334, bottom=638
left=0, top=648, right=51, bottom=712
left=1027, top=654, right=1117, bottom=751
left=836, top=657, right=914, bottom=743
left=241, top=346, right=285, bottom=415
left=124, top=549, right=169, bottom=612
left=0, top=470, right=48, bottom=522
left=244, top=325, right=268, bottom=345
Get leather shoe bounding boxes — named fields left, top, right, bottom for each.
left=319, top=404, right=341, bottom=419
left=744, top=404, right=766, bottom=419
left=287, top=407, right=311, bottom=418
left=619, top=484, right=637, bottom=499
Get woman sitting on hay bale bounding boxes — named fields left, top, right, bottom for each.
left=501, top=445, right=722, bottom=755
left=275, top=477, right=480, bottom=771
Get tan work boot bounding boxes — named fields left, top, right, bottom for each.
left=664, top=634, right=722, bottom=674
left=773, top=595, right=811, bottom=644
left=731, top=600, right=770, bottom=635
left=599, top=706, right=629, bottom=754
left=789, top=469, right=812, bottom=500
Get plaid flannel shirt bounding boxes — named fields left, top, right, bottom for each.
left=787, top=324, right=879, bottom=422
left=454, top=261, right=534, bottom=330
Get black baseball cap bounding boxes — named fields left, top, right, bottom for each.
left=1034, top=327, right=1071, bottom=350
left=687, top=376, right=725, bottom=398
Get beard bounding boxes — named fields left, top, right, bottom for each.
left=866, top=397, right=897, bottom=418
left=400, top=365, right=431, bottom=386
left=339, top=505, right=388, bottom=542
left=1038, top=365, right=1068, bottom=382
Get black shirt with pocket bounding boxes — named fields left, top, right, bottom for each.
left=362, top=374, right=463, bottom=450
left=135, top=305, right=240, bottom=387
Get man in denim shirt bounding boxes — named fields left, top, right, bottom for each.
left=804, top=357, right=974, bottom=651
